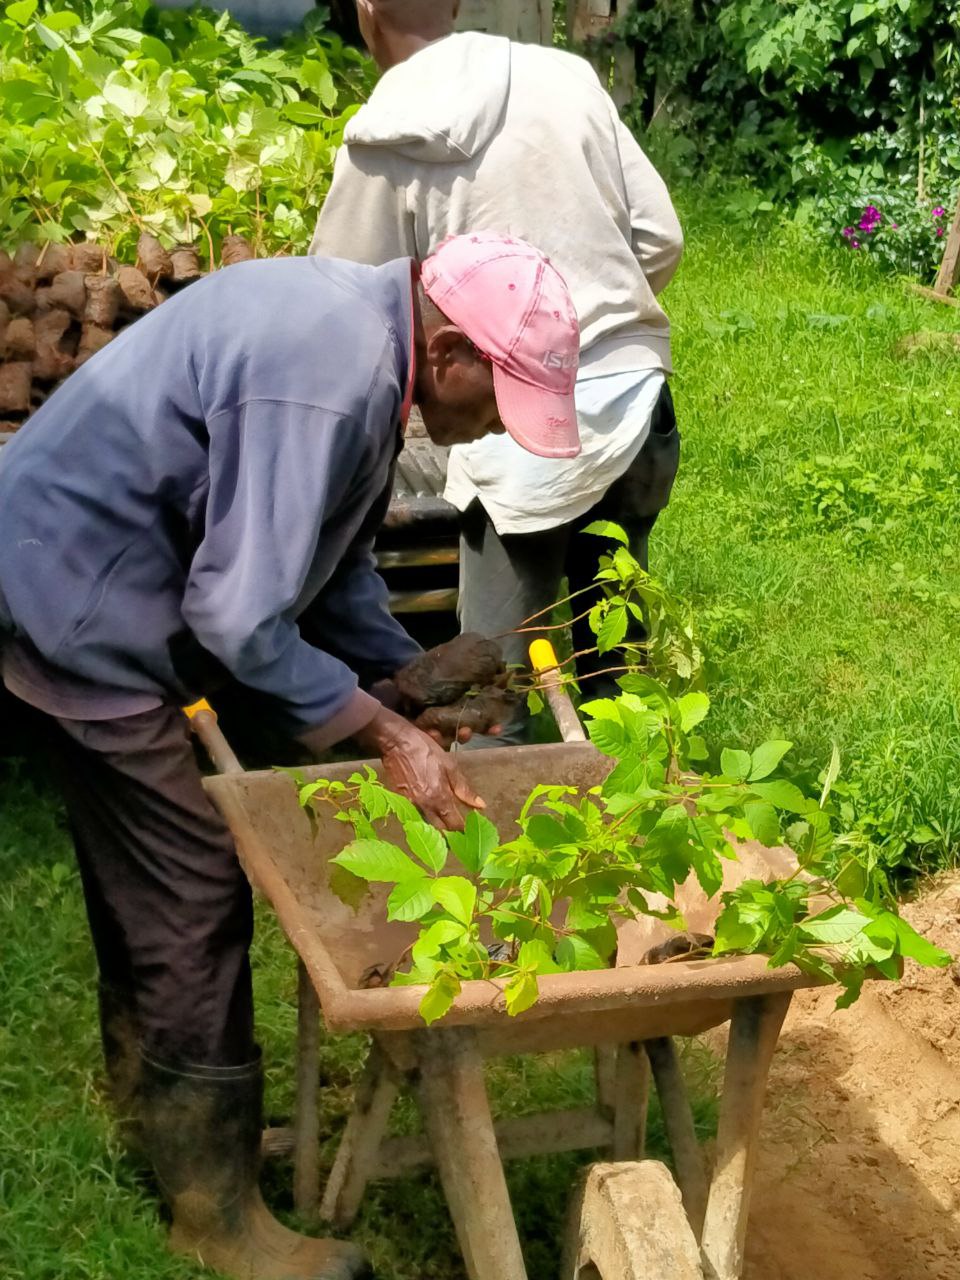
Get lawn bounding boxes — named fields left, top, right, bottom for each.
left=2, top=206, right=960, bottom=1278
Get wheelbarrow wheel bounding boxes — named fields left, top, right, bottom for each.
left=561, top=1160, right=704, bottom=1280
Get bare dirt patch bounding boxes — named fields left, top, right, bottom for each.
left=742, top=875, right=960, bottom=1280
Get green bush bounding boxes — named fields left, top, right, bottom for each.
left=608, top=0, right=959, bottom=278
left=0, top=0, right=375, bottom=260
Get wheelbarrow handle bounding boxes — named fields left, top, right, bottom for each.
left=528, top=639, right=587, bottom=744
left=183, top=698, right=244, bottom=775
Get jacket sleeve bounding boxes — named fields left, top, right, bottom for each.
left=298, top=471, right=423, bottom=686
left=310, top=145, right=419, bottom=264
left=613, top=115, right=684, bottom=296
left=181, top=398, right=386, bottom=747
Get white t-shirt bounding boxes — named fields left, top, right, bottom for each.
left=444, top=367, right=665, bottom=535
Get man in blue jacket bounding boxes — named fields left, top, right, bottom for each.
left=0, top=232, right=580, bottom=1279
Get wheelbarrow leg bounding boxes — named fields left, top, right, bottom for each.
left=611, top=1042, right=650, bottom=1161
left=414, top=1027, right=527, bottom=1280
left=294, top=960, right=321, bottom=1219
left=320, top=1040, right=400, bottom=1229
left=700, top=992, right=792, bottom=1280
left=646, top=1037, right=708, bottom=1238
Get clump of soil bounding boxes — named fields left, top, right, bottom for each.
left=0, top=232, right=260, bottom=433
left=394, top=633, right=521, bottom=738
left=395, top=633, right=506, bottom=708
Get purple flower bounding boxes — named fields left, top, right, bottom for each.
left=858, top=214, right=879, bottom=232
left=890, top=221, right=899, bottom=229
left=842, top=226, right=855, bottom=239
left=852, top=238, right=861, bottom=249
left=937, top=227, right=945, bottom=238
left=933, top=206, right=947, bottom=219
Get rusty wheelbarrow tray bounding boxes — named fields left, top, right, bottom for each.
left=197, top=729, right=820, bottom=1280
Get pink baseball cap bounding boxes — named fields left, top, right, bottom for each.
left=420, top=232, right=581, bottom=459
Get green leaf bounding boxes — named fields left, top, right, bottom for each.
left=404, top=821, right=448, bottom=873
left=677, top=691, right=710, bottom=732
left=525, top=813, right=570, bottom=850
left=881, top=914, right=952, bottom=968
left=800, top=907, right=872, bottom=945
left=282, top=100, right=327, bottom=125
left=517, top=939, right=562, bottom=974
left=446, top=810, right=499, bottom=874
left=138, top=34, right=173, bottom=65
left=850, top=1, right=876, bottom=25
left=750, top=779, right=810, bottom=813
left=386, top=876, right=434, bottom=922
left=331, top=839, right=422, bottom=883
left=102, top=78, right=148, bottom=118
left=43, top=9, right=81, bottom=30
left=748, top=739, right=793, bottom=781
left=596, top=604, right=629, bottom=654
left=744, top=801, right=780, bottom=847
left=432, top=876, right=477, bottom=924
left=556, top=934, right=606, bottom=971
left=419, top=969, right=461, bottom=1025
left=720, top=748, right=751, bottom=782
left=526, top=688, right=544, bottom=715
left=328, top=863, right=367, bottom=912
left=504, top=970, right=539, bottom=1016
left=42, top=179, right=71, bottom=203
left=582, top=519, right=628, bottom=545
left=6, top=0, right=38, bottom=26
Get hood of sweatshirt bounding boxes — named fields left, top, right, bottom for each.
left=343, top=32, right=509, bottom=163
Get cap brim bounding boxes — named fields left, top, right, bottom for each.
left=492, top=365, right=581, bottom=459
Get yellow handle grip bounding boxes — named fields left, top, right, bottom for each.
left=183, top=698, right=215, bottom=721
left=529, top=638, right=559, bottom=673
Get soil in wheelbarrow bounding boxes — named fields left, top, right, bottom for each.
left=738, top=873, right=960, bottom=1280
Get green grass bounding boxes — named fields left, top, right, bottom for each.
left=3, top=207, right=960, bottom=1276
left=658, top=211, right=960, bottom=869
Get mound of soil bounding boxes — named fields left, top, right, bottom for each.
left=740, top=875, right=960, bottom=1280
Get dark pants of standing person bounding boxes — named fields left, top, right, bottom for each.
left=12, top=698, right=254, bottom=1067
left=458, top=381, right=679, bottom=741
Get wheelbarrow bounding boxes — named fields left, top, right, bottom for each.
left=188, top=659, right=819, bottom=1280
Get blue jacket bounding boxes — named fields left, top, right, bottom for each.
left=0, top=256, right=422, bottom=736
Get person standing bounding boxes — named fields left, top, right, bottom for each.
left=311, top=0, right=683, bottom=739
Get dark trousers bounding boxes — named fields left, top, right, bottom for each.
left=10, top=697, right=254, bottom=1067
left=458, top=382, right=679, bottom=738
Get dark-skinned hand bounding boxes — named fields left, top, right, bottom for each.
left=352, top=704, right=484, bottom=830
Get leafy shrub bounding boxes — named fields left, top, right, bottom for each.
left=607, top=0, right=959, bottom=272
left=0, top=0, right=375, bottom=259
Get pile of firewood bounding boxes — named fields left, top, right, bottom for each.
left=0, top=232, right=256, bottom=432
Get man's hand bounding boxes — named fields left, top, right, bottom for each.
left=353, top=704, right=485, bottom=830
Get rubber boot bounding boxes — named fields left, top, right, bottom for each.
left=98, top=981, right=144, bottom=1155
left=140, top=1051, right=371, bottom=1280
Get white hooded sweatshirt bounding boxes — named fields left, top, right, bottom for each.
left=310, top=32, right=683, bottom=533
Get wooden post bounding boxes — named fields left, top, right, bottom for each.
left=414, top=1027, right=528, bottom=1280
left=293, top=961, right=321, bottom=1219
left=934, top=196, right=960, bottom=298
left=700, top=993, right=792, bottom=1280
left=646, top=1037, right=708, bottom=1238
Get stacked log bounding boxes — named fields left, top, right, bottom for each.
left=0, top=232, right=256, bottom=433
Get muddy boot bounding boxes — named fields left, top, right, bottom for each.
left=140, top=1051, right=371, bottom=1280
left=98, top=981, right=144, bottom=1154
